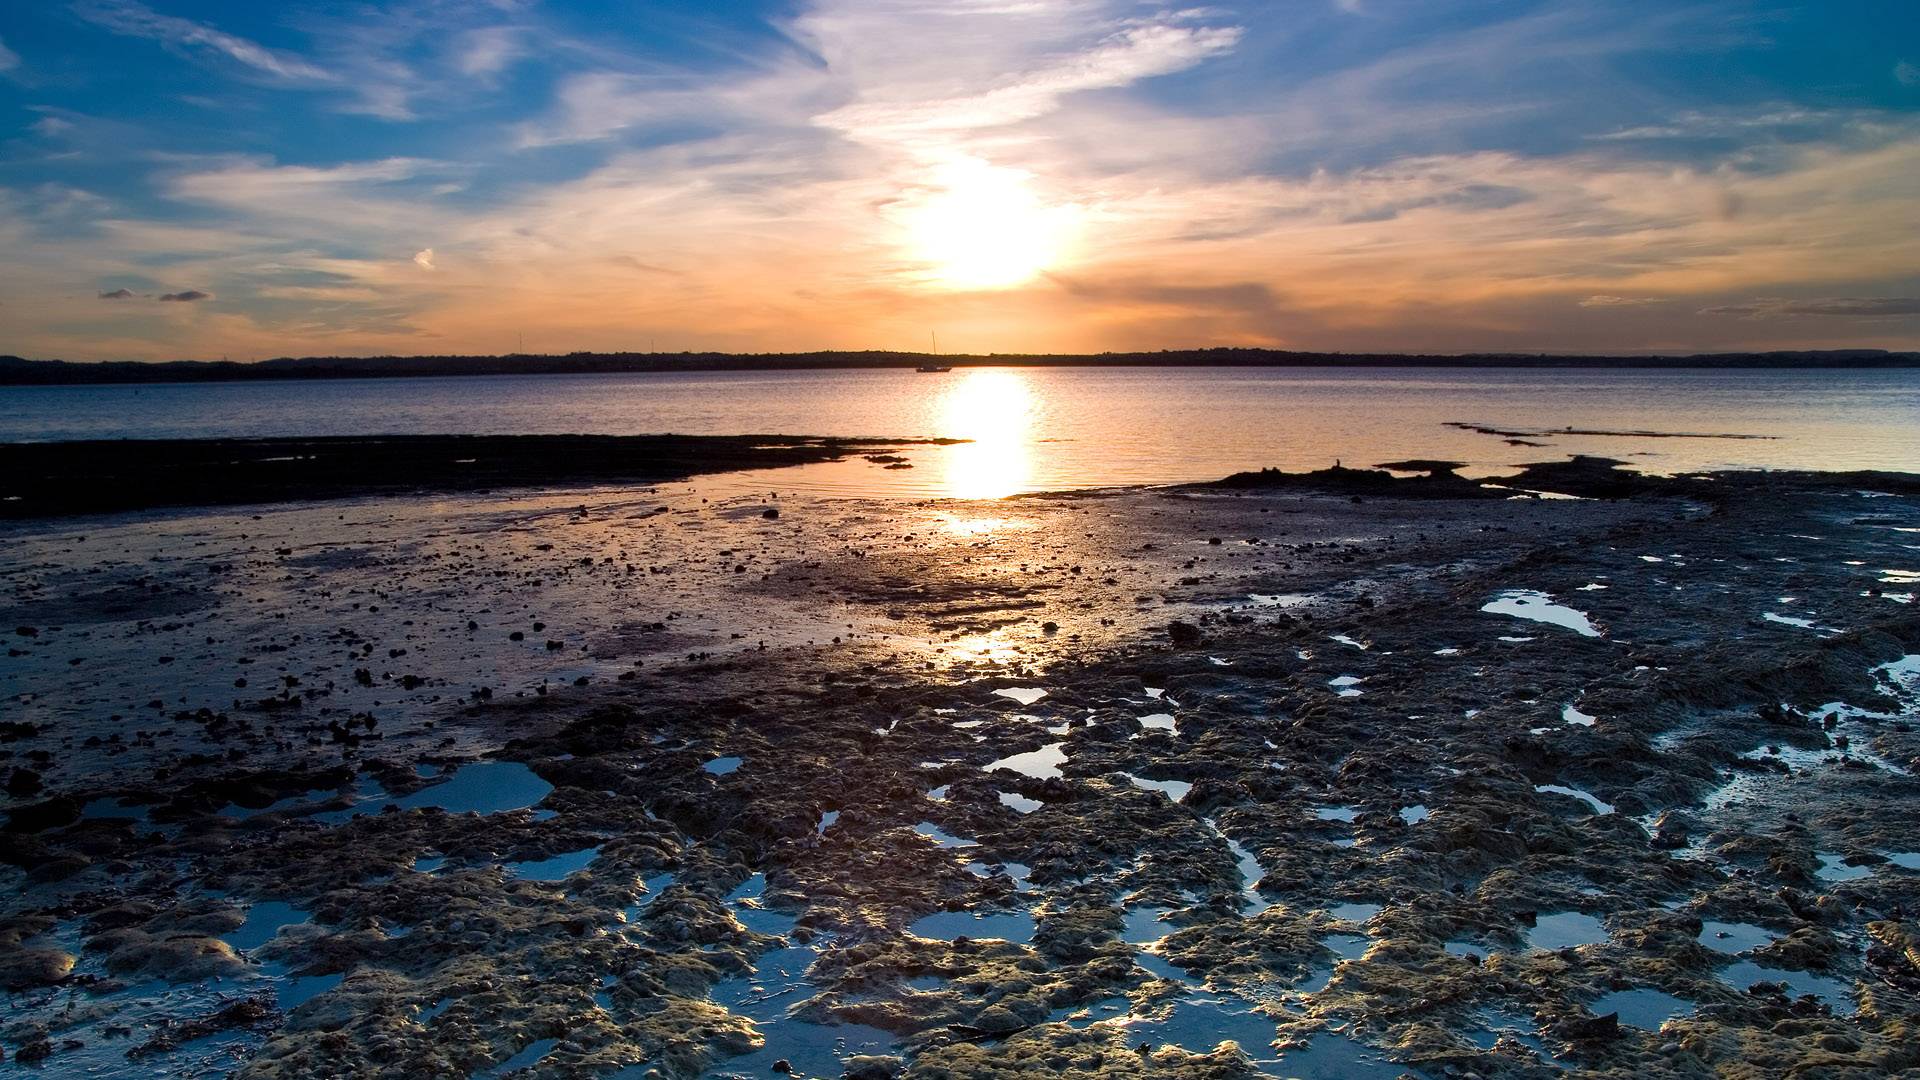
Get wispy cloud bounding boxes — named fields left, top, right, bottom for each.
left=74, top=0, right=332, bottom=82
left=157, top=289, right=210, bottom=302
left=0, top=33, right=20, bottom=72
left=1701, top=297, right=1920, bottom=318
left=1579, top=295, right=1668, bottom=307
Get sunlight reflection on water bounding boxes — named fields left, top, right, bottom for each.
left=6, top=366, right=1915, bottom=500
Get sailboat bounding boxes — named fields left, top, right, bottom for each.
left=917, top=331, right=952, bottom=372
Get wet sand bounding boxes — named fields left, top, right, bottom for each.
left=2, top=453, right=1918, bottom=1079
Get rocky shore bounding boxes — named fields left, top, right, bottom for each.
left=2, top=455, right=1918, bottom=1079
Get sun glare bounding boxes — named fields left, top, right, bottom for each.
left=904, top=158, right=1076, bottom=290
left=937, top=369, right=1036, bottom=499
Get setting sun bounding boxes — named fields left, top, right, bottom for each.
left=902, top=158, right=1078, bottom=290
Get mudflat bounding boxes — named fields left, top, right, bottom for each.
left=2, top=456, right=1918, bottom=1078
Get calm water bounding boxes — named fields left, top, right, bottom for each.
left=1, top=367, right=1913, bottom=498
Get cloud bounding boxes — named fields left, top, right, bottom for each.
left=75, top=0, right=332, bottom=83
left=98, top=288, right=138, bottom=299
left=456, top=27, right=521, bottom=78
left=0, top=34, right=19, bottom=72
left=815, top=16, right=1243, bottom=143
left=413, top=248, right=435, bottom=269
left=158, top=289, right=211, bottom=302
left=1700, top=297, right=1920, bottom=318
left=1579, top=295, right=1667, bottom=307
left=1899, top=61, right=1919, bottom=87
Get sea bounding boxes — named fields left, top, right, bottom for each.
left=1, top=366, right=1913, bottom=499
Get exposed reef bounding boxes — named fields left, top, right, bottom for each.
left=3, top=460, right=1919, bottom=1078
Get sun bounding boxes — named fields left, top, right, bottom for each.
left=903, top=158, right=1077, bottom=290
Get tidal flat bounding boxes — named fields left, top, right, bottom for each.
left=3, top=454, right=1920, bottom=1079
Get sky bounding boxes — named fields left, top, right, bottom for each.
left=0, top=0, right=1917, bottom=361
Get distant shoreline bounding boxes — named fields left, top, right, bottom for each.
left=2, top=347, right=1916, bottom=386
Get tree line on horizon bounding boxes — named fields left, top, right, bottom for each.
left=0, top=347, right=1915, bottom=385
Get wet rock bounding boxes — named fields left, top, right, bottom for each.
left=0, top=946, right=75, bottom=990
left=99, top=933, right=246, bottom=982
left=6, top=768, right=44, bottom=798
left=1559, top=1012, right=1621, bottom=1041
left=843, top=1055, right=903, bottom=1080
left=1166, top=621, right=1204, bottom=647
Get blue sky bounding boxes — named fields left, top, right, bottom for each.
left=1, top=0, right=1916, bottom=359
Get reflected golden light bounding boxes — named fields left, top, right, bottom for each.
left=937, top=369, right=1035, bottom=499
left=903, top=158, right=1077, bottom=289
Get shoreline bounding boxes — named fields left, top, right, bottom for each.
left=2, top=457, right=1917, bottom=1078
left=4, top=433, right=1917, bottom=523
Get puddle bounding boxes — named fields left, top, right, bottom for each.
left=1761, top=611, right=1831, bottom=632
left=508, top=845, right=600, bottom=881
left=390, top=761, right=552, bottom=816
left=1137, top=712, right=1178, bottom=735
left=703, top=755, right=743, bottom=776
left=81, top=796, right=151, bottom=821
left=997, top=791, right=1043, bottom=814
left=726, top=873, right=799, bottom=936
left=1331, top=633, right=1370, bottom=650
left=1721, top=961, right=1854, bottom=1012
left=1327, top=902, right=1381, bottom=923
left=1482, top=590, right=1602, bottom=637
left=1527, top=911, right=1608, bottom=950
left=224, top=900, right=312, bottom=952
left=816, top=810, right=839, bottom=834
left=1562, top=704, right=1597, bottom=727
left=413, top=854, right=446, bottom=873
left=913, top=821, right=979, bottom=848
left=1444, top=940, right=1488, bottom=959
left=1136, top=949, right=1194, bottom=982
left=1128, top=775, right=1192, bottom=802
left=908, top=908, right=1037, bottom=943
left=1209, top=827, right=1274, bottom=914
left=1698, top=920, right=1772, bottom=954
left=1398, top=804, right=1430, bottom=824
left=993, top=686, right=1048, bottom=705
left=1272, top=1030, right=1406, bottom=1079
left=1250, top=593, right=1314, bottom=608
left=703, top=1015, right=896, bottom=1080
left=1126, top=992, right=1277, bottom=1061
left=1590, top=987, right=1693, bottom=1029
left=477, top=1037, right=557, bottom=1077
left=1315, top=806, right=1359, bottom=823
left=621, top=871, right=677, bottom=924
left=1323, top=933, right=1370, bottom=961
left=1328, top=675, right=1364, bottom=697
left=1122, top=905, right=1178, bottom=944
left=963, top=860, right=1032, bottom=887
left=1468, top=1008, right=1550, bottom=1055
left=1534, top=783, right=1614, bottom=815
left=1889, top=852, right=1920, bottom=869
left=983, top=742, right=1067, bottom=780
left=1816, top=852, right=1873, bottom=881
